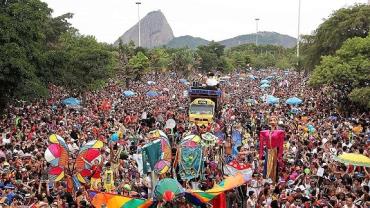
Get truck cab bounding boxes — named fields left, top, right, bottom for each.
left=188, top=83, right=222, bottom=126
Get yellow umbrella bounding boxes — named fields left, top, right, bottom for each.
left=334, top=153, right=370, bottom=167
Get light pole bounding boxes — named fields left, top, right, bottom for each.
left=297, top=0, right=301, bottom=61
left=136, top=2, right=141, bottom=47
left=255, top=18, right=260, bottom=46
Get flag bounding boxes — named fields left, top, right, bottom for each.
left=142, top=140, right=162, bottom=174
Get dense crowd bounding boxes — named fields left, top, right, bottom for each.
left=0, top=69, right=369, bottom=208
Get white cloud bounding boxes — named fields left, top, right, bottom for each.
left=42, top=0, right=367, bottom=43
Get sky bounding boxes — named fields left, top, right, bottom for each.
left=42, top=0, right=368, bottom=44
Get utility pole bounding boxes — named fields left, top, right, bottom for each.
left=297, top=0, right=301, bottom=61
left=136, top=2, right=141, bottom=47
left=255, top=18, right=260, bottom=46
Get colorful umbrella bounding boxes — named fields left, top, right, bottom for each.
left=334, top=153, right=370, bottom=167
left=154, top=178, right=184, bottom=201
left=286, top=97, right=303, bottom=105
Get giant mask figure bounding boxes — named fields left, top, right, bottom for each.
left=259, top=116, right=285, bottom=183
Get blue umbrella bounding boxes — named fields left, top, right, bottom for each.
left=286, top=97, right=303, bottom=105
left=123, top=90, right=135, bottom=97
left=146, top=90, right=159, bottom=97
left=260, top=83, right=270, bottom=89
left=179, top=79, right=188, bottom=84
left=265, top=76, right=274, bottom=80
left=260, top=79, right=270, bottom=84
left=267, top=95, right=279, bottom=104
left=147, top=81, right=156, bottom=85
left=62, top=97, right=81, bottom=106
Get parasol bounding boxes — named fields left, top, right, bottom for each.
left=62, top=97, right=81, bottom=106
left=146, top=91, right=159, bottom=97
left=260, top=79, right=270, bottom=84
left=286, top=97, right=303, bottom=105
left=123, top=90, right=135, bottom=97
left=334, top=153, right=370, bottom=167
left=260, top=83, right=270, bottom=89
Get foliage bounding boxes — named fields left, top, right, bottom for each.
left=310, top=35, right=370, bottom=108
left=0, top=0, right=116, bottom=110
left=128, top=52, right=149, bottom=80
left=300, top=4, right=370, bottom=71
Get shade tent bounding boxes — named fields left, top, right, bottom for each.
left=62, top=98, right=81, bottom=106
left=286, top=97, right=303, bottom=105
left=146, top=91, right=159, bottom=97
left=123, top=90, right=135, bottom=97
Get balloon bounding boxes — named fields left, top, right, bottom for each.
left=163, top=190, right=175, bottom=202
left=304, top=168, right=310, bottom=174
left=123, top=184, right=131, bottom=191
left=110, top=133, right=119, bottom=142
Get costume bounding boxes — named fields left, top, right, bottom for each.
left=259, top=129, right=285, bottom=182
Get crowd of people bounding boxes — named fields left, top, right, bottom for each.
left=0, top=69, right=369, bottom=208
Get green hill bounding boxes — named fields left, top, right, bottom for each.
left=219, top=32, right=297, bottom=48
left=166, top=35, right=209, bottom=48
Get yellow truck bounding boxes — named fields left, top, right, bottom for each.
left=188, top=85, right=222, bottom=126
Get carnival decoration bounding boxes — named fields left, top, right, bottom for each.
left=178, top=135, right=203, bottom=181
left=44, top=134, right=103, bottom=192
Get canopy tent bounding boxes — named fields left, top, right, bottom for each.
left=62, top=98, right=81, bottom=106
left=123, top=90, right=135, bottom=97
left=286, top=97, right=303, bottom=105
left=146, top=91, right=159, bottom=97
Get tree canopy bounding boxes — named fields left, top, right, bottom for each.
left=300, top=4, right=370, bottom=71
left=0, top=0, right=116, bottom=109
left=310, top=35, right=370, bottom=108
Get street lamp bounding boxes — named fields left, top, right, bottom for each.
left=297, top=0, right=301, bottom=61
left=255, top=18, right=260, bottom=46
left=136, top=2, right=141, bottom=47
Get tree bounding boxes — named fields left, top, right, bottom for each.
left=149, top=48, right=170, bottom=79
left=169, top=48, right=195, bottom=76
left=196, top=41, right=226, bottom=72
left=0, top=0, right=53, bottom=108
left=301, top=4, right=370, bottom=71
left=128, top=52, right=149, bottom=80
left=309, top=35, right=370, bottom=108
